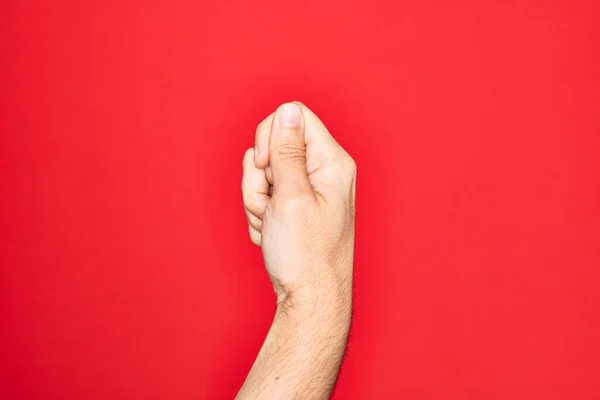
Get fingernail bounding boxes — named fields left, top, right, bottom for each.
left=278, top=103, right=301, bottom=128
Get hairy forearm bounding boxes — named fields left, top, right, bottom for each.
left=237, top=284, right=352, bottom=400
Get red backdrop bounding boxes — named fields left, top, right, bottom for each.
left=1, top=1, right=599, bottom=399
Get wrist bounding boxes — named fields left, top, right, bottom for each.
left=275, top=278, right=352, bottom=329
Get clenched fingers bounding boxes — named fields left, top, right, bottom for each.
left=242, top=147, right=270, bottom=245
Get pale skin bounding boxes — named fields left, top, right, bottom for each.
left=238, top=102, right=356, bottom=399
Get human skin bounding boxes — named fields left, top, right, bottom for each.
left=238, top=102, right=356, bottom=399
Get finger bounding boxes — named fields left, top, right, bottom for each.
left=244, top=205, right=263, bottom=231
left=254, top=113, right=274, bottom=169
left=265, top=165, right=273, bottom=186
left=256, top=102, right=341, bottom=172
left=249, top=225, right=262, bottom=246
left=269, top=103, right=312, bottom=196
left=292, top=101, right=340, bottom=152
left=242, top=148, right=270, bottom=217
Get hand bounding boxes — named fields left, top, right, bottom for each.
left=241, top=102, right=356, bottom=305
left=238, top=102, right=356, bottom=399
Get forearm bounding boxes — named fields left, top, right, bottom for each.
left=239, top=101, right=356, bottom=398
left=237, top=284, right=352, bottom=399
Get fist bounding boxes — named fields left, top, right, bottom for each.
left=241, top=102, right=356, bottom=303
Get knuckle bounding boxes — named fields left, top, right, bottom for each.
left=255, top=119, right=264, bottom=134
left=274, top=143, right=306, bottom=160
left=331, top=153, right=356, bottom=181
left=255, top=118, right=268, bottom=142
left=242, top=147, right=254, bottom=167
left=243, top=198, right=265, bottom=217
left=255, top=113, right=273, bottom=134
left=348, top=157, right=357, bottom=176
left=246, top=211, right=263, bottom=231
left=340, top=150, right=357, bottom=176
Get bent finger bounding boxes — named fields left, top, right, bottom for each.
left=254, top=112, right=274, bottom=169
left=242, top=148, right=270, bottom=217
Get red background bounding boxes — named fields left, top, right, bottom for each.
left=1, top=1, right=599, bottom=398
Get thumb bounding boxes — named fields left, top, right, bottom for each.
left=269, top=103, right=312, bottom=196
